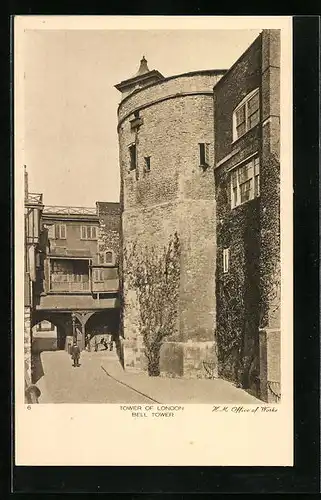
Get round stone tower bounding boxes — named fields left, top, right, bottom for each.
left=115, top=57, right=226, bottom=378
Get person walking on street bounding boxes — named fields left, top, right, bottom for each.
left=86, top=333, right=91, bottom=352
left=109, top=333, right=114, bottom=351
left=71, top=341, right=81, bottom=367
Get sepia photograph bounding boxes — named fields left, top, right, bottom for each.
left=15, top=16, right=293, bottom=466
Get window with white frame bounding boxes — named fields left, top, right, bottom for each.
left=233, top=89, right=260, bottom=141
left=55, top=224, right=66, bottom=239
left=92, top=269, right=105, bottom=282
left=81, top=225, right=98, bottom=240
left=223, top=248, right=230, bottom=273
left=230, top=156, right=260, bottom=209
left=98, top=250, right=114, bottom=265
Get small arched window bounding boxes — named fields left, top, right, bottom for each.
left=98, top=250, right=115, bottom=266
left=104, top=251, right=113, bottom=264
left=233, top=88, right=260, bottom=141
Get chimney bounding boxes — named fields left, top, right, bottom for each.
left=115, top=56, right=165, bottom=100
left=135, top=56, right=150, bottom=76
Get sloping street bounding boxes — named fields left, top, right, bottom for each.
left=35, top=348, right=260, bottom=405
left=36, top=350, right=153, bottom=404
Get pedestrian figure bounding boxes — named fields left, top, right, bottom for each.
left=109, top=333, right=114, bottom=351
left=86, top=333, right=91, bottom=352
left=100, top=338, right=108, bottom=351
left=71, top=341, right=80, bottom=367
left=94, top=336, right=98, bottom=352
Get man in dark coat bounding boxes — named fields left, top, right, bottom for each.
left=71, top=342, right=80, bottom=367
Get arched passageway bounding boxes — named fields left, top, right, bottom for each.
left=85, top=309, right=120, bottom=347
left=32, top=312, right=72, bottom=351
left=31, top=315, right=66, bottom=384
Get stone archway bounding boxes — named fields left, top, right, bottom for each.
left=30, top=314, right=65, bottom=385
left=85, top=309, right=119, bottom=336
left=84, top=309, right=120, bottom=352
left=32, top=311, right=71, bottom=351
left=71, top=311, right=96, bottom=351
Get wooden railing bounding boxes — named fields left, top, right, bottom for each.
left=49, top=269, right=119, bottom=294
left=43, top=205, right=97, bottom=216
left=25, top=192, right=43, bottom=206
left=50, top=281, right=90, bottom=292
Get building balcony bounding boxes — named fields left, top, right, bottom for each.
left=47, top=267, right=119, bottom=294
left=49, top=272, right=90, bottom=293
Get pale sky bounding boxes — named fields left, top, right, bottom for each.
left=24, top=29, right=261, bottom=207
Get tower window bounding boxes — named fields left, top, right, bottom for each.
left=223, top=248, right=230, bottom=274
left=199, top=143, right=210, bottom=169
left=130, top=111, right=143, bottom=130
left=129, top=144, right=137, bottom=170
left=144, top=156, right=151, bottom=172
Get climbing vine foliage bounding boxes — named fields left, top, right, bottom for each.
left=124, top=232, right=180, bottom=376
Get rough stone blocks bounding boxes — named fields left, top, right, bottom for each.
left=259, top=328, right=281, bottom=403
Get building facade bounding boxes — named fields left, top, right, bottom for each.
left=213, top=30, right=281, bottom=401
left=115, top=31, right=281, bottom=401
left=116, top=57, right=226, bottom=377
left=33, top=201, right=121, bottom=358
left=24, top=167, right=45, bottom=398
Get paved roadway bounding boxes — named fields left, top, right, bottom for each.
left=37, top=350, right=152, bottom=404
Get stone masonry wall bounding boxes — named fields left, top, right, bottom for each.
left=119, top=94, right=216, bottom=210
left=96, top=202, right=121, bottom=266
left=259, top=30, right=281, bottom=403
left=119, top=73, right=219, bottom=377
left=118, top=72, right=225, bottom=124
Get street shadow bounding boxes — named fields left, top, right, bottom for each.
left=31, top=337, right=58, bottom=384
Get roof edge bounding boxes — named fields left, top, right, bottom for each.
left=213, top=31, right=263, bottom=91
left=117, top=68, right=227, bottom=111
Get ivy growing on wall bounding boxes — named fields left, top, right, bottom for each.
left=215, top=151, right=280, bottom=397
left=259, top=152, right=281, bottom=330
left=123, top=232, right=180, bottom=376
left=215, top=167, right=261, bottom=395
